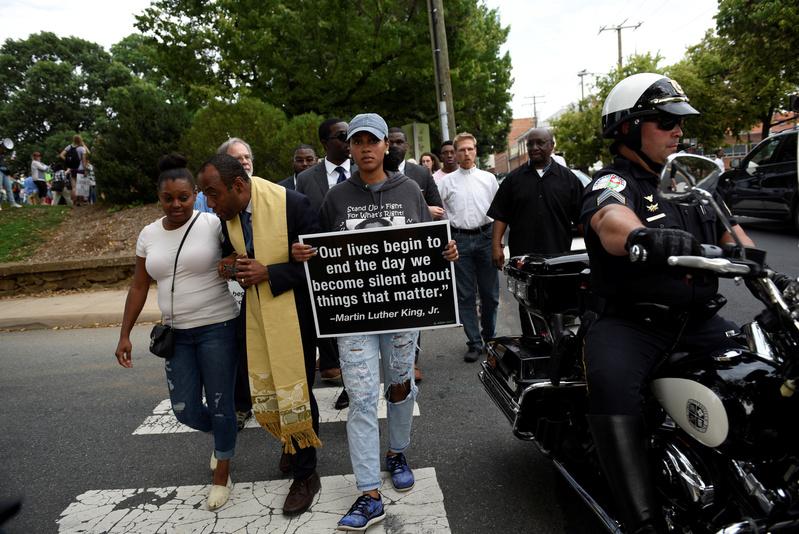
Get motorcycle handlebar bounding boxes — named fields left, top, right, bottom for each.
left=629, top=243, right=753, bottom=277
left=666, top=256, right=751, bottom=275
left=629, top=243, right=723, bottom=261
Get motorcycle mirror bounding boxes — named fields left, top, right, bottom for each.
left=659, top=153, right=746, bottom=257
left=658, top=154, right=721, bottom=204
left=1, top=138, right=13, bottom=150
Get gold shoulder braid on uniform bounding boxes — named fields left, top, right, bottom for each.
left=226, top=178, right=322, bottom=453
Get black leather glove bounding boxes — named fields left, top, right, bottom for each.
left=625, top=227, right=701, bottom=264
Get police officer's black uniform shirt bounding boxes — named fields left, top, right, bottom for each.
left=488, top=160, right=584, bottom=255
left=580, top=157, right=733, bottom=307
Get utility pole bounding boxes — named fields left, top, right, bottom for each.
left=524, top=95, right=546, bottom=127
left=577, top=70, right=597, bottom=111
left=427, top=0, right=456, bottom=142
left=599, top=19, right=642, bottom=70
left=577, top=70, right=589, bottom=101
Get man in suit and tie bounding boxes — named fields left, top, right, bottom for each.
left=295, top=119, right=351, bottom=402
left=296, top=118, right=352, bottom=214
left=198, top=153, right=323, bottom=516
left=386, top=127, right=444, bottom=221
left=279, top=145, right=317, bottom=190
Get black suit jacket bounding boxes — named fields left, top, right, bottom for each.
left=403, top=161, right=442, bottom=207
left=221, top=189, right=320, bottom=350
left=295, top=162, right=329, bottom=215
left=278, top=175, right=296, bottom=190
left=296, top=160, right=357, bottom=215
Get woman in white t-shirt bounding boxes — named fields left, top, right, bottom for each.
left=115, top=154, right=239, bottom=511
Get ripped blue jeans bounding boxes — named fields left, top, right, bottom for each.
left=338, top=330, right=419, bottom=492
left=166, top=320, right=237, bottom=460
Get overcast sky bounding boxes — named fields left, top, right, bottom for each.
left=1, top=0, right=718, bottom=121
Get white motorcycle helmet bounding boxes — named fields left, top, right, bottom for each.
left=602, top=73, right=699, bottom=139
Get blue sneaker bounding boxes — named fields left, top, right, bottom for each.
left=386, top=453, right=415, bottom=491
left=337, top=494, right=385, bottom=531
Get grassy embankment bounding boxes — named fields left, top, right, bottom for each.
left=0, top=205, right=69, bottom=263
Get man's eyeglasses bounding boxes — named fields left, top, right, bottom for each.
left=327, top=131, right=348, bottom=143
left=649, top=114, right=683, bottom=131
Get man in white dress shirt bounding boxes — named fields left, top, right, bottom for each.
left=437, top=132, right=499, bottom=362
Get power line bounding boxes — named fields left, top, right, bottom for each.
left=599, top=19, right=643, bottom=70
left=523, top=95, right=546, bottom=126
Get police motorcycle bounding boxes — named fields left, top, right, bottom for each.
left=479, top=153, right=799, bottom=533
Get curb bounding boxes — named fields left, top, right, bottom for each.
left=0, top=288, right=160, bottom=331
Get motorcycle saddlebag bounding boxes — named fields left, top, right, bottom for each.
left=505, top=252, right=590, bottom=315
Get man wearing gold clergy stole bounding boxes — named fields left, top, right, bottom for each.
left=198, top=153, right=323, bottom=516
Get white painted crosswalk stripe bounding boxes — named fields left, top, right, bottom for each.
left=57, top=467, right=450, bottom=533
left=132, top=386, right=421, bottom=435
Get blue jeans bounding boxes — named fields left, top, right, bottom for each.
left=338, top=331, right=418, bottom=492
left=166, top=320, right=238, bottom=460
left=1, top=171, right=13, bottom=205
left=454, top=229, right=499, bottom=350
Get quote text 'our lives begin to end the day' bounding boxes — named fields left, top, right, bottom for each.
left=300, top=221, right=459, bottom=337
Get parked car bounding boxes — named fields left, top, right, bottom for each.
left=720, top=128, right=798, bottom=231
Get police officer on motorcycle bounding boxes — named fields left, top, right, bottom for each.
left=580, top=73, right=757, bottom=533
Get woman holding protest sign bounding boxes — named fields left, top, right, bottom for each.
left=292, top=113, right=457, bottom=531
left=114, top=154, right=239, bottom=511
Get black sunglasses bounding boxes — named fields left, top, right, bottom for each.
left=648, top=114, right=683, bottom=131
left=327, top=131, right=348, bottom=143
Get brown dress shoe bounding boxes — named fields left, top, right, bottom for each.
left=283, top=471, right=321, bottom=516
left=320, top=367, right=342, bottom=384
left=279, top=452, right=292, bottom=475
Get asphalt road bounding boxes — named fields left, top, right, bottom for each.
left=0, top=218, right=795, bottom=534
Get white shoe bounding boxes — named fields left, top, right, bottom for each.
left=207, top=476, right=232, bottom=510
left=11, top=202, right=21, bottom=208
left=210, top=451, right=217, bottom=472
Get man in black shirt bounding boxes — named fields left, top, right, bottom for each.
left=488, top=128, right=584, bottom=335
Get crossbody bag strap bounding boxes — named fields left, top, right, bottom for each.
left=168, top=211, right=202, bottom=326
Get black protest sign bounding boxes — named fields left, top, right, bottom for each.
left=300, top=221, right=459, bottom=337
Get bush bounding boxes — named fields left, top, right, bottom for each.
left=93, top=81, right=190, bottom=204
left=180, top=99, right=323, bottom=182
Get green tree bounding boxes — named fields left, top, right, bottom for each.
left=550, top=97, right=604, bottom=170
left=666, top=33, right=733, bottom=150
left=277, top=113, right=325, bottom=168
left=0, top=32, right=131, bottom=154
left=93, top=81, right=190, bottom=204
left=179, top=97, right=290, bottom=181
left=135, top=0, right=513, bottom=150
left=716, top=0, right=799, bottom=138
left=110, top=34, right=164, bottom=86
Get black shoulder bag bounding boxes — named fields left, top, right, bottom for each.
left=149, top=212, right=201, bottom=358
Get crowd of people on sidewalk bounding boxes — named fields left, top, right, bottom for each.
left=0, top=134, right=96, bottom=210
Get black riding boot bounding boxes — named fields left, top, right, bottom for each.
left=588, top=415, right=665, bottom=534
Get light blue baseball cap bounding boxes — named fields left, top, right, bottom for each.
left=346, top=113, right=388, bottom=141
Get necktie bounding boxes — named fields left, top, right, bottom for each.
left=335, top=166, right=347, bottom=184
left=239, top=211, right=254, bottom=257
